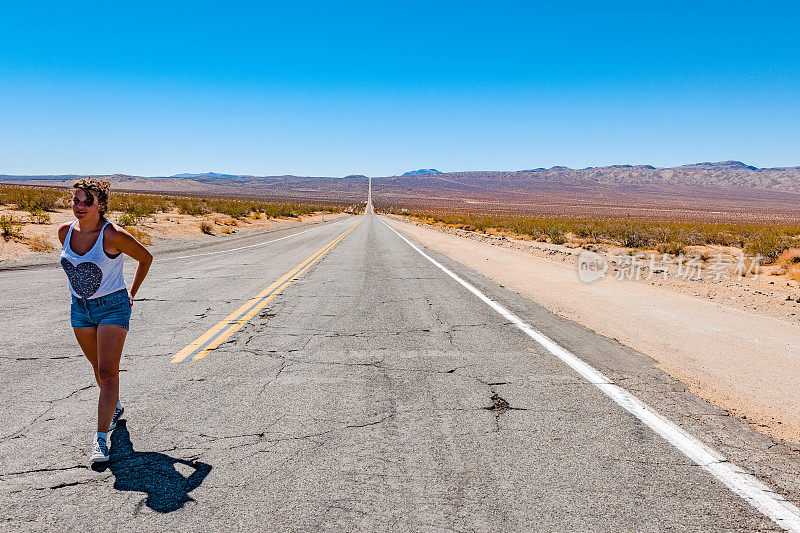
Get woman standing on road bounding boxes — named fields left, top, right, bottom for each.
left=58, top=179, right=153, bottom=463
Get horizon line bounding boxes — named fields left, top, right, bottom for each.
left=3, top=160, right=800, bottom=179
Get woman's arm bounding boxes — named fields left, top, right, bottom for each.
left=57, top=222, right=71, bottom=245
left=106, top=225, right=153, bottom=307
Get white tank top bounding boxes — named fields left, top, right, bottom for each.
left=61, top=220, right=127, bottom=299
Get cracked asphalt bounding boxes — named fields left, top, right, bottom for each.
left=1, top=211, right=799, bottom=531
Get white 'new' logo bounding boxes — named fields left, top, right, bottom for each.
left=577, top=250, right=607, bottom=283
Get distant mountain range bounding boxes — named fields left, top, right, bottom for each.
left=429, top=160, right=800, bottom=191
left=372, top=161, right=800, bottom=221
left=171, top=172, right=255, bottom=179
left=161, top=161, right=799, bottom=190
left=401, top=169, right=442, bottom=176
left=3, top=161, right=800, bottom=221
left=5, top=161, right=800, bottom=189
left=172, top=170, right=444, bottom=178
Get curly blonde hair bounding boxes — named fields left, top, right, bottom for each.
left=72, top=178, right=111, bottom=215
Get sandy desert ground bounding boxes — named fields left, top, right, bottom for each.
left=384, top=214, right=800, bottom=445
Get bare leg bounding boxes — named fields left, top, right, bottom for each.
left=96, top=325, right=127, bottom=433
left=73, top=327, right=101, bottom=387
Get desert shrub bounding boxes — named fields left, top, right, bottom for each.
left=548, top=231, right=566, bottom=245
left=574, top=221, right=604, bottom=240
left=648, top=225, right=672, bottom=244
left=615, top=228, right=649, bottom=248
left=29, top=235, right=55, bottom=252
left=151, top=195, right=173, bottom=212
left=116, top=212, right=143, bottom=226
left=206, top=199, right=251, bottom=219
left=54, top=194, right=72, bottom=209
left=1, top=214, right=22, bottom=238
left=390, top=209, right=800, bottom=262
left=29, top=208, right=51, bottom=224
left=713, top=231, right=738, bottom=247
left=258, top=202, right=313, bottom=219
left=534, top=220, right=566, bottom=244
left=744, top=231, right=790, bottom=264
left=688, top=225, right=715, bottom=246
left=110, top=193, right=170, bottom=225
left=200, top=220, right=215, bottom=235
left=656, top=241, right=685, bottom=256
left=110, top=195, right=157, bottom=219
left=174, top=198, right=210, bottom=215
left=212, top=216, right=232, bottom=226
left=468, top=217, right=489, bottom=233
left=5, top=187, right=66, bottom=212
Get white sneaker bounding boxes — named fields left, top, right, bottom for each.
left=90, top=437, right=110, bottom=463
left=109, top=405, right=124, bottom=432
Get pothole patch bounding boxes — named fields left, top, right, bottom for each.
left=484, top=393, right=517, bottom=413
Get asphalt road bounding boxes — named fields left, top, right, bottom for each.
left=1, top=203, right=799, bottom=531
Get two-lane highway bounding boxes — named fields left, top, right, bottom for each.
left=1, top=203, right=799, bottom=531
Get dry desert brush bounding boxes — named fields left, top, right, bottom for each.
left=0, top=214, right=22, bottom=239
left=383, top=208, right=800, bottom=262
left=0, top=185, right=68, bottom=212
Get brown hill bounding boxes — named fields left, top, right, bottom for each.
left=380, top=161, right=800, bottom=192
left=371, top=162, right=800, bottom=222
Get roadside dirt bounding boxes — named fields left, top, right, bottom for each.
left=384, top=215, right=800, bottom=444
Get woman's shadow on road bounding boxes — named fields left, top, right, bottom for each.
left=92, top=420, right=212, bottom=513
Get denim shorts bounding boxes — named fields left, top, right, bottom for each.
left=70, top=289, right=131, bottom=330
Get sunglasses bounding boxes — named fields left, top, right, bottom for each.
left=72, top=196, right=95, bottom=208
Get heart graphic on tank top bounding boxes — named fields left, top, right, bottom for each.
left=61, top=258, right=103, bottom=298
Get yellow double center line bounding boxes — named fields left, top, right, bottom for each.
left=171, top=217, right=365, bottom=363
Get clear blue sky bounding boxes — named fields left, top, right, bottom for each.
left=2, top=1, right=799, bottom=176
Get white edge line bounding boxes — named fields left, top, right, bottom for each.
left=173, top=217, right=348, bottom=259
left=379, top=216, right=800, bottom=532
